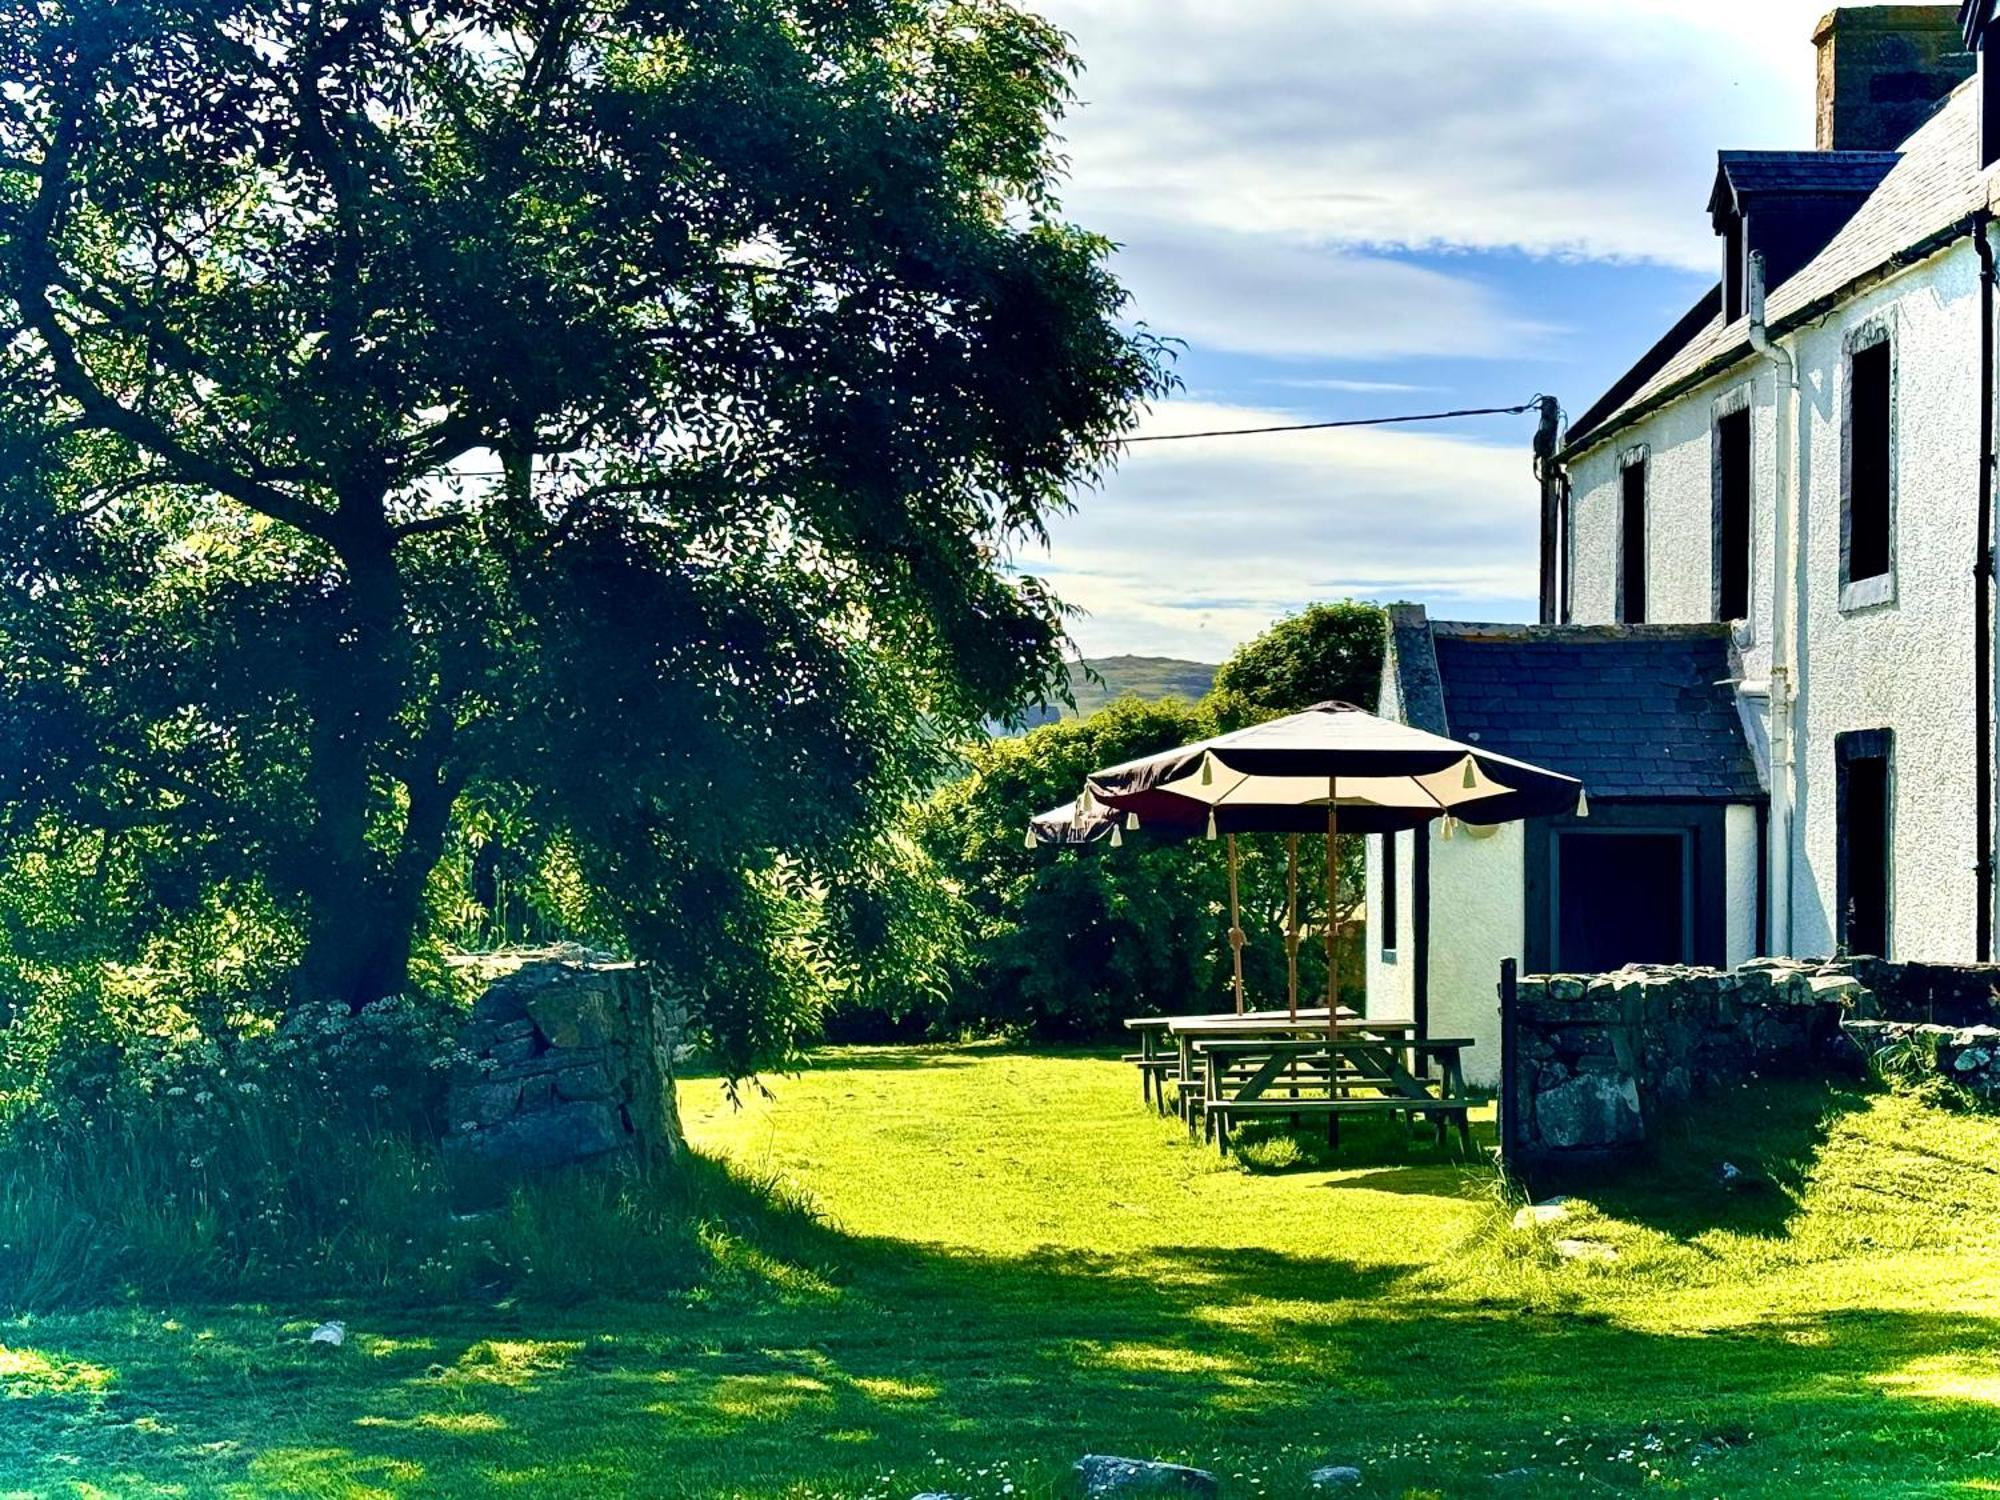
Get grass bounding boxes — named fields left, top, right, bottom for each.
left=10, top=1044, right=2000, bottom=1496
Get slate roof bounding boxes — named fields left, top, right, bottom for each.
left=1565, top=76, right=1983, bottom=456
left=1390, top=613, right=1764, bottom=803
left=1708, top=150, right=1903, bottom=213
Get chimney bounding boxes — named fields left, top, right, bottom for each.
left=1814, top=7, right=1974, bottom=152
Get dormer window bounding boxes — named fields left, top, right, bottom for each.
left=1985, top=26, right=2000, bottom=168
left=1709, top=152, right=1902, bottom=326
left=1964, top=3, right=2000, bottom=168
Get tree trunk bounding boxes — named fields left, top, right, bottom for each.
left=291, top=513, right=451, bottom=1013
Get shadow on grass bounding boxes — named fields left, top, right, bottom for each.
left=13, top=1081, right=1999, bottom=1499
left=21, top=1205, right=2000, bottom=1499
left=1227, top=1110, right=1496, bottom=1180
left=1527, top=1077, right=1864, bottom=1241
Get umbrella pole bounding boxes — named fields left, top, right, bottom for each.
left=1325, top=780, right=1340, bottom=1044
left=1227, top=833, right=1246, bottom=1015
left=1285, top=834, right=1300, bottom=1022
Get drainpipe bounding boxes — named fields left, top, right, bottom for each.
left=1976, top=213, right=1995, bottom=961
left=1748, top=252, right=1797, bottom=956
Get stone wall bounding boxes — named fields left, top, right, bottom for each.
left=1837, top=958, right=2000, bottom=1028
left=1507, top=957, right=1880, bottom=1168
left=1845, top=1019, right=2000, bottom=1101
left=446, top=958, right=684, bottom=1175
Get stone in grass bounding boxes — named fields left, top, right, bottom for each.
left=1553, top=1238, right=1619, bottom=1263
left=307, top=1321, right=346, bottom=1347
left=1511, top=1197, right=1570, bottom=1229
left=1074, top=1455, right=1220, bottom=1497
left=910, top=1493, right=966, bottom=1499
left=1308, top=1464, right=1363, bottom=1487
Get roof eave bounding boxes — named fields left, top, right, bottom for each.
left=1560, top=214, right=1977, bottom=462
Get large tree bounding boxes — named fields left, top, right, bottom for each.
left=0, top=0, right=1163, bottom=1071
left=1210, top=600, right=1387, bottom=725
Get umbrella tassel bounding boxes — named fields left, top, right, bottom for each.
left=1111, top=824, right=1124, bottom=848
left=1126, top=812, right=1140, bottom=830
left=1576, top=788, right=1590, bottom=818
left=1206, top=809, right=1217, bottom=841
left=1024, top=827, right=1038, bottom=850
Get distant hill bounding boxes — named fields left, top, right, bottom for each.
left=1008, top=655, right=1219, bottom=731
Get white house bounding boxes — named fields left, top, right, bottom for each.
left=1368, top=4, right=2000, bottom=1083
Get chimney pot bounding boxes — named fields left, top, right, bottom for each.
left=1814, top=6, right=1974, bottom=152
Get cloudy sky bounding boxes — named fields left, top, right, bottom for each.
left=1025, top=0, right=1833, bottom=660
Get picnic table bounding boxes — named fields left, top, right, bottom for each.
left=1163, top=1012, right=1401, bottom=1122
left=1122, top=1007, right=1341, bottom=1111
left=1193, top=1034, right=1474, bottom=1158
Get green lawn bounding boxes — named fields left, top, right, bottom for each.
left=11, top=1045, right=2000, bottom=1496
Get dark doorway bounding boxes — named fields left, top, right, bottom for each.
left=1837, top=729, right=1893, bottom=957
left=1553, top=830, right=1690, bottom=972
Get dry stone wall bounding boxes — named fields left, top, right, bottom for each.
left=1507, top=956, right=1923, bottom=1168
left=446, top=958, right=684, bottom=1174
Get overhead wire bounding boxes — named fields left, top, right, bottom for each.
left=1118, top=398, right=1546, bottom=444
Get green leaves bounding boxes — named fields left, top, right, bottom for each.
left=0, top=0, right=1166, bottom=1074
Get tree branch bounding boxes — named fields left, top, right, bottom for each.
left=9, top=73, right=341, bottom=544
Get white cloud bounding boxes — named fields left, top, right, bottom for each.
left=1037, top=400, right=1541, bottom=658
left=1264, top=378, right=1444, bottom=396
left=1107, top=224, right=1549, bottom=360
left=1040, top=0, right=1826, bottom=271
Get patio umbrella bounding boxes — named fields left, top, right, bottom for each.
left=1086, top=702, right=1585, bottom=1031
left=1025, top=797, right=1123, bottom=847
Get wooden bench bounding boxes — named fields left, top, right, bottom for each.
left=1123, top=1008, right=1343, bottom=1114
left=1162, top=1013, right=1404, bottom=1127
left=1195, top=1037, right=1476, bottom=1158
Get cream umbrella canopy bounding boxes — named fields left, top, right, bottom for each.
left=1084, top=702, right=1585, bottom=1031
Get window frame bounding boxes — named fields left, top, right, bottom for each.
left=1839, top=317, right=1898, bottom=612
left=1710, top=385, right=1755, bottom=624
left=1617, top=443, right=1650, bottom=625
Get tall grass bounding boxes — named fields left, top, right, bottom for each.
left=0, top=1102, right=839, bottom=1311
left=0, top=997, right=838, bottom=1312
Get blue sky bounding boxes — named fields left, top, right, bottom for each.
left=1027, top=0, right=1833, bottom=659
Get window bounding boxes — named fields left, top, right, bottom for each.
left=1380, top=831, right=1399, bottom=958
left=1837, top=729, right=1894, bottom=959
left=1713, top=405, right=1752, bottom=621
left=1619, top=454, right=1648, bottom=624
left=1842, top=331, right=1895, bottom=606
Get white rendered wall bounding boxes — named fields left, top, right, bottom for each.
left=1568, top=242, right=1984, bottom=962
left=1786, top=249, right=1980, bottom=959
left=1365, top=658, right=1417, bottom=1020
left=1364, top=828, right=1416, bottom=1021
left=1426, top=822, right=1524, bottom=1089
left=1569, top=364, right=1779, bottom=689
left=1725, top=803, right=1759, bottom=967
